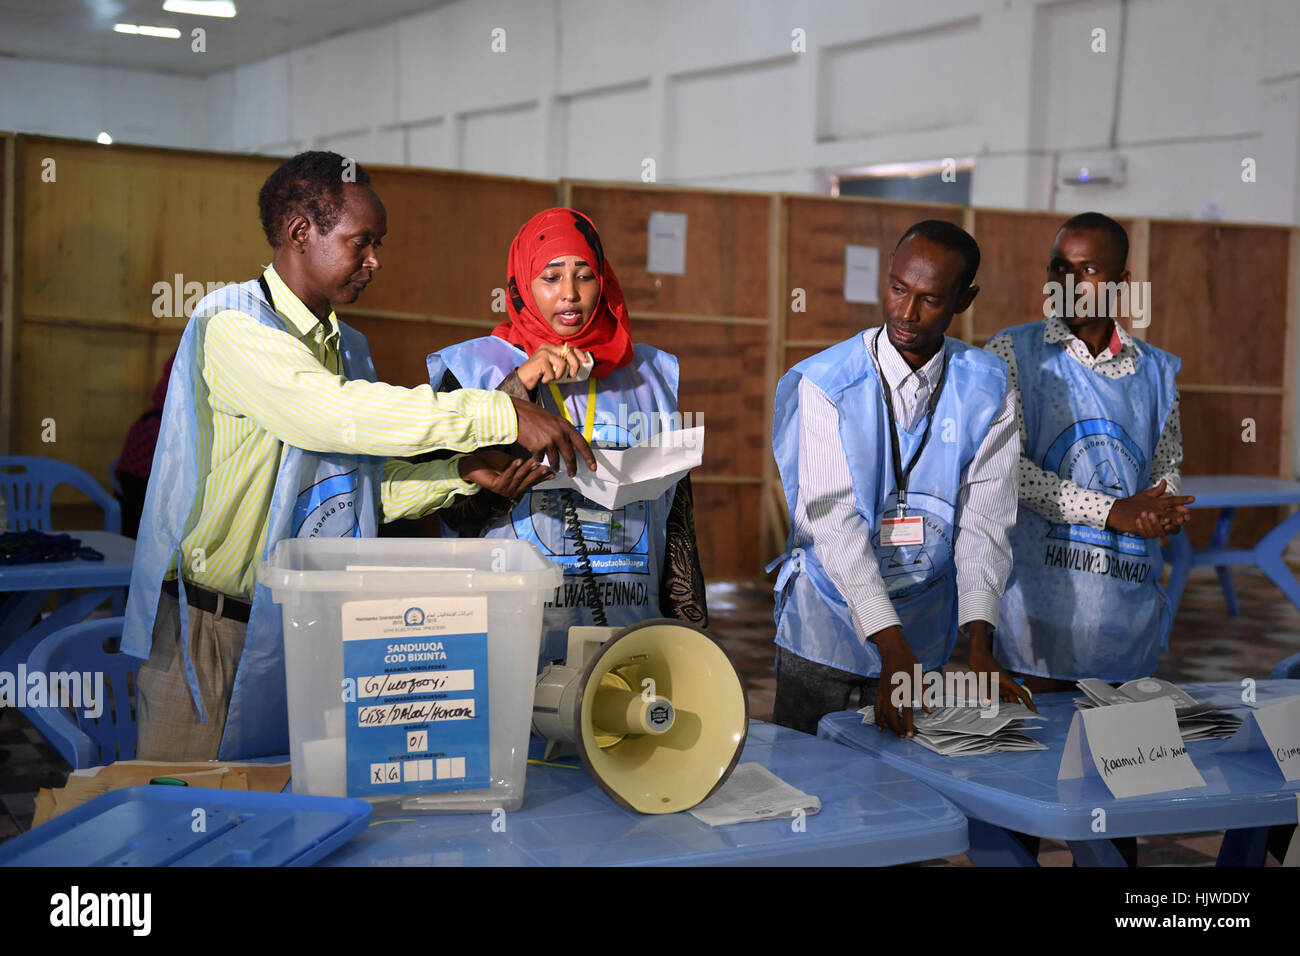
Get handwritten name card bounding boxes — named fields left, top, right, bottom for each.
left=1059, top=697, right=1207, bottom=798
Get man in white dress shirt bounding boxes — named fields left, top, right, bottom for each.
left=770, top=221, right=1032, bottom=737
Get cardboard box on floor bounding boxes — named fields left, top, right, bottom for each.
left=33, top=760, right=292, bottom=827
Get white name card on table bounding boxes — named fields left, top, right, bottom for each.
left=1219, top=696, right=1300, bottom=782
left=1058, top=697, right=1207, bottom=799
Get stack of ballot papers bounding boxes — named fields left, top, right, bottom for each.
left=857, top=702, right=1048, bottom=756
left=1074, top=677, right=1243, bottom=741
left=688, top=763, right=821, bottom=826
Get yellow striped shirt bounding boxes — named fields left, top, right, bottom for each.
left=178, top=265, right=516, bottom=598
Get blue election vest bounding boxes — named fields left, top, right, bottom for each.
left=428, top=336, right=680, bottom=669
left=994, top=321, right=1180, bottom=681
left=123, top=279, right=380, bottom=759
left=770, top=331, right=1007, bottom=677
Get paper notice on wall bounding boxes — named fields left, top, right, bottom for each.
left=844, top=244, right=880, bottom=304
left=648, top=211, right=687, bottom=275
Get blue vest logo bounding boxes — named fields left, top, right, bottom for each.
left=1043, top=419, right=1144, bottom=495
left=294, top=469, right=361, bottom=538
left=1043, top=419, right=1148, bottom=556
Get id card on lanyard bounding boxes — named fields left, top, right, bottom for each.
left=872, top=328, right=948, bottom=547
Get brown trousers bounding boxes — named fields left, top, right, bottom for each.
left=135, top=589, right=248, bottom=761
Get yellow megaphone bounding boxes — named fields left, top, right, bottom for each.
left=532, top=620, right=748, bottom=814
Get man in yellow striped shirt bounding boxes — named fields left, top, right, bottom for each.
left=126, top=151, right=594, bottom=760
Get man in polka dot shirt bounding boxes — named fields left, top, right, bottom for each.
left=985, top=212, right=1194, bottom=695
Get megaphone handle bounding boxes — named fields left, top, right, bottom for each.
left=564, top=490, right=608, bottom=626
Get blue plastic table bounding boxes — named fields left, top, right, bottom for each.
left=1164, top=476, right=1300, bottom=617
left=319, top=720, right=969, bottom=866
left=0, top=530, right=134, bottom=666
left=818, top=680, right=1300, bottom=867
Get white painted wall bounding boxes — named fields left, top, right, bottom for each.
left=0, top=54, right=209, bottom=148
left=186, top=0, right=1300, bottom=227
left=3, top=0, right=1296, bottom=225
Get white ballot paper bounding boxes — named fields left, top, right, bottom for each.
left=687, top=763, right=821, bottom=827
left=859, top=702, right=1048, bottom=756
left=844, top=244, right=880, bottom=304
left=537, top=426, right=704, bottom=509
left=1218, top=696, right=1300, bottom=782
left=1058, top=697, right=1207, bottom=799
left=647, top=211, right=687, bottom=275
left=1075, top=677, right=1242, bottom=741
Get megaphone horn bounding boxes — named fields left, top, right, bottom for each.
left=533, top=619, right=749, bottom=814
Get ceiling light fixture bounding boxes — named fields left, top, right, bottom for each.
left=113, top=23, right=182, bottom=38
left=163, top=1, right=237, bottom=17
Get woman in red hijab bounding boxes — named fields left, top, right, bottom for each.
left=427, top=208, right=706, bottom=669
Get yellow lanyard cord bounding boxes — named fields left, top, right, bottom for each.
left=548, top=377, right=597, bottom=444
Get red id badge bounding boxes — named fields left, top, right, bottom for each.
left=880, top=515, right=924, bottom=546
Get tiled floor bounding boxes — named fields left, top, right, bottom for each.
left=2, top=565, right=1296, bottom=865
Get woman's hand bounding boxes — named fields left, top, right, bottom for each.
left=458, top=450, right=554, bottom=500
left=516, top=343, right=590, bottom=390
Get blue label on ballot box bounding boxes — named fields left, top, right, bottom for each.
left=340, top=596, right=491, bottom=798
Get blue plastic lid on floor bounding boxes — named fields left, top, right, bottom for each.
left=0, top=785, right=373, bottom=866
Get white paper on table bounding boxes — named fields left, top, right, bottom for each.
left=1058, top=698, right=1207, bottom=798
left=844, top=244, right=880, bottom=304
left=537, top=426, right=703, bottom=510
left=647, top=211, right=687, bottom=275
left=1218, top=696, right=1300, bottom=781
left=687, top=763, right=820, bottom=827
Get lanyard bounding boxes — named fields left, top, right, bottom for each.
left=548, top=377, right=598, bottom=443
left=871, top=328, right=947, bottom=516
left=258, top=275, right=277, bottom=312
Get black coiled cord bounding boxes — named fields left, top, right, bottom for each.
left=563, top=490, right=607, bottom=626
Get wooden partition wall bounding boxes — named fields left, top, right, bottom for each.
left=3, top=131, right=1298, bottom=579
left=11, top=136, right=279, bottom=510
left=336, top=166, right=556, bottom=387
left=562, top=181, right=776, bottom=580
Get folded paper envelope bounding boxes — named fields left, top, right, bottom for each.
left=537, top=426, right=704, bottom=510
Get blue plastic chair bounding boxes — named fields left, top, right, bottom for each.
left=22, top=617, right=139, bottom=768
left=0, top=455, right=121, bottom=534
left=1272, top=652, right=1300, bottom=679
left=108, top=457, right=123, bottom=496
left=1, top=455, right=125, bottom=616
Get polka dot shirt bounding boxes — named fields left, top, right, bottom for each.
left=985, top=316, right=1183, bottom=530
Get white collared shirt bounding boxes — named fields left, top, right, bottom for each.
left=792, top=328, right=1019, bottom=645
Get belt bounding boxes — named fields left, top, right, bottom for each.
left=163, top=577, right=252, bottom=624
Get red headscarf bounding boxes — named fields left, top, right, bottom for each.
left=492, top=208, right=634, bottom=378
